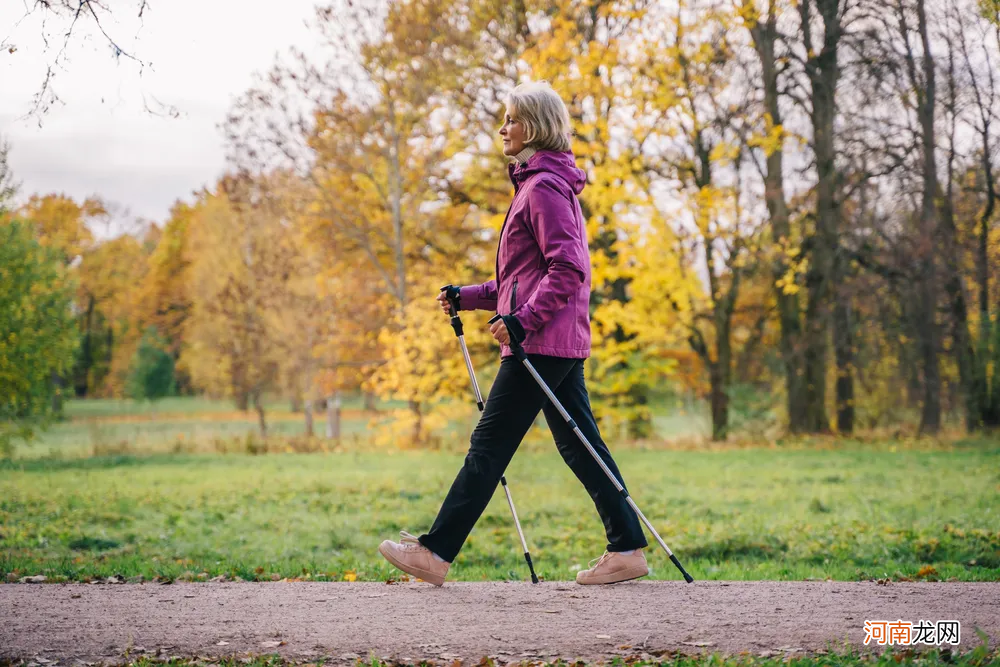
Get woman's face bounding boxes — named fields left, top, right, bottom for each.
left=499, top=105, right=526, bottom=156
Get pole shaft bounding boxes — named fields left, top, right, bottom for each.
left=518, top=354, right=692, bottom=582
left=457, top=335, right=484, bottom=406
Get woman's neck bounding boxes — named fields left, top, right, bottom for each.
left=513, top=146, right=537, bottom=164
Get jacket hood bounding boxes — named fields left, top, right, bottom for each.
left=509, top=150, right=587, bottom=195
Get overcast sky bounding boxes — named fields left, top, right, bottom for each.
left=1, top=0, right=323, bottom=227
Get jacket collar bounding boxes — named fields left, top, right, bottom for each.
left=508, top=149, right=540, bottom=189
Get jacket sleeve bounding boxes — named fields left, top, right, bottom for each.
left=459, top=280, right=498, bottom=311
left=513, top=178, right=588, bottom=333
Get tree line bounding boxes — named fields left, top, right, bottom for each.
left=2, top=0, right=999, bottom=449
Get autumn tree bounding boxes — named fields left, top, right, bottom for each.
left=179, top=177, right=288, bottom=435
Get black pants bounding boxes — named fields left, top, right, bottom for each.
left=419, top=355, right=648, bottom=562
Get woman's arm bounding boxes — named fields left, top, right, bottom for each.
left=513, top=178, right=588, bottom=332
left=459, top=281, right=498, bottom=311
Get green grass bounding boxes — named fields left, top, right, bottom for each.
left=13, top=396, right=389, bottom=459
left=62, top=395, right=386, bottom=419
left=7, top=643, right=994, bottom=666
left=16, top=414, right=374, bottom=459
left=2, top=435, right=998, bottom=583
left=14, top=394, right=711, bottom=460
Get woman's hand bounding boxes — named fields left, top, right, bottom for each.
left=489, top=318, right=511, bottom=345
left=489, top=315, right=525, bottom=346
left=437, top=285, right=461, bottom=315
left=436, top=291, right=453, bottom=315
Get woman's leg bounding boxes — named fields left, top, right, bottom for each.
left=419, top=355, right=577, bottom=562
left=542, top=360, right=648, bottom=552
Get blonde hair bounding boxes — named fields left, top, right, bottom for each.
left=506, top=81, right=573, bottom=152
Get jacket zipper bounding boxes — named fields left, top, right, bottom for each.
left=511, top=278, right=518, bottom=313
left=495, top=205, right=512, bottom=289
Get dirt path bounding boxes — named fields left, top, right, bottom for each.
left=2, top=581, right=998, bottom=664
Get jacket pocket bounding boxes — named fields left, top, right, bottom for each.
left=511, top=278, right=518, bottom=313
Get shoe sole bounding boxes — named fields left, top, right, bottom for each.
left=576, top=565, right=649, bottom=585
left=378, top=542, right=446, bottom=586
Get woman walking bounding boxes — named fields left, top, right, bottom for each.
left=378, top=81, right=649, bottom=586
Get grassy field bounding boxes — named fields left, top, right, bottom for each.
left=13, top=394, right=716, bottom=460
left=2, top=398, right=999, bottom=584
left=22, top=646, right=995, bottom=667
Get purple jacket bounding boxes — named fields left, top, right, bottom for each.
left=460, top=150, right=591, bottom=359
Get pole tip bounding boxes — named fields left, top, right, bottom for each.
left=670, top=553, right=694, bottom=583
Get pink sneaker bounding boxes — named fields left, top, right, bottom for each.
left=576, top=549, right=649, bottom=585
left=378, top=531, right=449, bottom=586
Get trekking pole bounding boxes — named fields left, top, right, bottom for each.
left=440, top=286, right=539, bottom=584
left=488, top=313, right=695, bottom=583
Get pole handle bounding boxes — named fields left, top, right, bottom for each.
left=488, top=314, right=527, bottom=360
left=441, top=286, right=463, bottom=336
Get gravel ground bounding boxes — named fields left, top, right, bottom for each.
left=1, top=581, right=998, bottom=664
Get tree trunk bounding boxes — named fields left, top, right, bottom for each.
left=939, top=36, right=977, bottom=431
left=304, top=398, right=314, bottom=437
left=364, top=392, right=377, bottom=412
left=915, top=0, right=942, bottom=434
left=76, top=295, right=95, bottom=397
left=751, top=9, right=807, bottom=432
left=799, top=0, right=842, bottom=434
left=253, top=391, right=267, bottom=437
left=832, top=279, right=854, bottom=433
left=709, top=362, right=729, bottom=441
left=326, top=392, right=342, bottom=441
left=710, top=319, right=733, bottom=441
left=409, top=399, right=422, bottom=444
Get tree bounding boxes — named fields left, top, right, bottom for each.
left=738, top=0, right=811, bottom=433
left=2, top=0, right=174, bottom=120
left=17, top=193, right=101, bottom=265
left=179, top=176, right=293, bottom=436
left=630, top=0, right=766, bottom=441
left=517, top=0, right=668, bottom=437
left=126, top=327, right=176, bottom=402
left=226, top=0, right=505, bottom=442
left=75, top=233, right=149, bottom=396
left=0, top=138, right=18, bottom=213
left=0, top=219, right=78, bottom=455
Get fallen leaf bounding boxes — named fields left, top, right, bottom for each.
left=681, top=641, right=715, bottom=647
left=343, top=572, right=357, bottom=582
left=595, top=634, right=611, bottom=640
left=19, top=575, right=47, bottom=584
left=216, top=641, right=230, bottom=646
left=260, top=640, right=286, bottom=649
